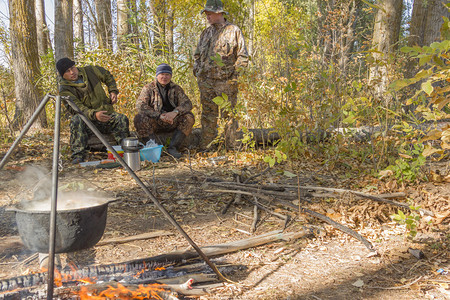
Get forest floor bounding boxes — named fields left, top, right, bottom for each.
left=0, top=129, right=449, bottom=300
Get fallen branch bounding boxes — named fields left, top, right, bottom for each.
left=206, top=189, right=375, bottom=251
left=96, top=231, right=174, bottom=246
left=214, top=182, right=433, bottom=216
left=124, top=229, right=311, bottom=266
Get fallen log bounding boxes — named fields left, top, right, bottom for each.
left=124, top=229, right=311, bottom=266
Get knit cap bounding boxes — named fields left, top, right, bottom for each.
left=155, top=63, right=172, bottom=76
left=56, top=58, right=75, bottom=77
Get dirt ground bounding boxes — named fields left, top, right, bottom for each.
left=0, top=131, right=449, bottom=299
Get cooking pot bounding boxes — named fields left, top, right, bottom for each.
left=7, top=199, right=113, bottom=253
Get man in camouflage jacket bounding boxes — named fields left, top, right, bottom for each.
left=56, top=57, right=130, bottom=164
left=134, top=63, right=195, bottom=159
left=194, top=0, right=249, bottom=150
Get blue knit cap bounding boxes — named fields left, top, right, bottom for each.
left=156, top=63, right=172, bottom=76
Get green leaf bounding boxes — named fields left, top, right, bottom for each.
left=418, top=55, right=432, bottom=66
left=389, top=79, right=410, bottom=91
left=421, top=80, right=434, bottom=96
left=283, top=171, right=297, bottom=178
left=212, top=96, right=224, bottom=106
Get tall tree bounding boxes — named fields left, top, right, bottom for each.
left=405, top=0, right=449, bottom=79
left=54, top=0, right=74, bottom=61
left=117, top=0, right=130, bottom=49
left=74, top=0, right=84, bottom=51
left=165, top=2, right=174, bottom=55
left=35, top=0, right=51, bottom=58
left=95, top=0, right=113, bottom=49
left=368, top=0, right=403, bottom=103
left=9, top=0, right=47, bottom=129
left=150, top=0, right=166, bottom=55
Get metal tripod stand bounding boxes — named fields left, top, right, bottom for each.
left=0, top=94, right=228, bottom=299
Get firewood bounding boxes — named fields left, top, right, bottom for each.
left=96, top=230, right=174, bottom=246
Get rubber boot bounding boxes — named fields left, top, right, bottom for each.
left=167, top=130, right=185, bottom=159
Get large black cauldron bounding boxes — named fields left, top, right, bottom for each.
left=8, top=200, right=109, bottom=253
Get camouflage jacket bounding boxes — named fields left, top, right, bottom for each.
left=59, top=66, right=119, bottom=121
left=194, top=21, right=249, bottom=80
left=136, top=80, right=193, bottom=118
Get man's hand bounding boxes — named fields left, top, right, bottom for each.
left=160, top=111, right=178, bottom=125
left=95, top=111, right=112, bottom=122
left=110, top=92, right=118, bottom=104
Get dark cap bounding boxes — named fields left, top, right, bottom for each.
left=56, top=58, right=75, bottom=77
left=155, top=63, right=172, bottom=76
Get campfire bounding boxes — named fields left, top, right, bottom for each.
left=0, top=251, right=240, bottom=299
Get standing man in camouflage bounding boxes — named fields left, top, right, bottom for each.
left=194, top=0, right=249, bottom=150
left=56, top=58, right=130, bottom=164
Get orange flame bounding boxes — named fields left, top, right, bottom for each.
left=75, top=283, right=169, bottom=299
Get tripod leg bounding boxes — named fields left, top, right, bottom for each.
left=62, top=97, right=230, bottom=282
left=46, top=96, right=62, bottom=300
left=0, top=94, right=52, bottom=170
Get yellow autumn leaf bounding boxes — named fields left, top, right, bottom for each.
left=399, top=153, right=413, bottom=159
left=422, top=145, right=442, bottom=157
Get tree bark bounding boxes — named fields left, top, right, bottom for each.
left=54, top=0, right=74, bottom=62
left=74, top=0, right=84, bottom=51
left=150, top=0, right=166, bottom=55
left=405, top=0, right=449, bottom=79
left=423, top=0, right=449, bottom=45
left=95, top=0, right=113, bottom=49
left=368, top=0, right=403, bottom=103
left=35, top=0, right=50, bottom=58
left=9, top=0, right=47, bottom=129
left=117, top=0, right=129, bottom=49
left=165, top=3, right=174, bottom=55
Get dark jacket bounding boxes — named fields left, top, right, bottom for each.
left=136, top=80, right=193, bottom=118
left=59, top=66, right=119, bottom=121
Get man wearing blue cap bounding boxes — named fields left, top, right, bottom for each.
left=134, top=63, right=195, bottom=159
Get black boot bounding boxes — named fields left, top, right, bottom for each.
left=167, top=130, right=186, bottom=159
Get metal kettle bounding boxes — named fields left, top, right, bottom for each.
left=121, top=137, right=142, bottom=171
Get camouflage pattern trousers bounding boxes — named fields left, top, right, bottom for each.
left=70, top=112, right=130, bottom=159
left=133, top=112, right=195, bottom=141
left=197, top=77, right=238, bottom=149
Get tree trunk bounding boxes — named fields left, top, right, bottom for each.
left=117, top=0, right=129, bottom=50
left=368, top=0, right=403, bottom=103
left=405, top=0, right=449, bottom=79
left=95, top=0, right=113, bottom=49
left=9, top=0, right=47, bottom=129
left=150, top=0, right=166, bottom=56
left=165, top=4, right=174, bottom=55
left=74, top=0, right=84, bottom=51
left=54, top=0, right=74, bottom=62
left=423, top=0, right=449, bottom=45
left=35, top=0, right=50, bottom=59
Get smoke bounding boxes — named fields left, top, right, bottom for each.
left=16, top=166, right=110, bottom=211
